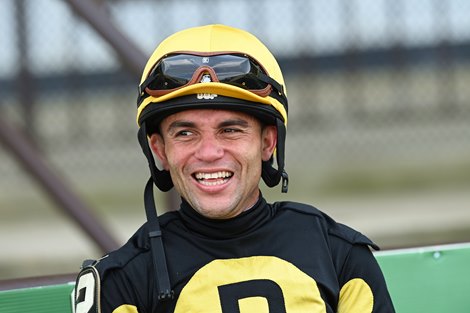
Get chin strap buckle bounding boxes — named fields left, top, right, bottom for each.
left=281, top=170, right=289, bottom=193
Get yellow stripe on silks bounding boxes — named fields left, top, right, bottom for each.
left=113, top=304, right=139, bottom=313
left=338, top=278, right=374, bottom=313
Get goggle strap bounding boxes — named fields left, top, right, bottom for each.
left=257, top=72, right=285, bottom=97
left=139, top=73, right=157, bottom=96
left=255, top=72, right=288, bottom=113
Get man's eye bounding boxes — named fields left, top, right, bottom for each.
left=223, top=128, right=240, bottom=133
left=176, top=130, right=193, bottom=136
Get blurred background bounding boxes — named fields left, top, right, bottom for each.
left=0, top=0, right=469, bottom=281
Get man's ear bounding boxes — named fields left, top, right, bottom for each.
left=149, top=134, right=169, bottom=170
left=261, top=125, right=277, bottom=162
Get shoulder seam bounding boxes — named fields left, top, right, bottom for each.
left=275, top=201, right=378, bottom=249
left=274, top=201, right=324, bottom=217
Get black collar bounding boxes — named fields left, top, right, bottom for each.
left=178, top=195, right=272, bottom=240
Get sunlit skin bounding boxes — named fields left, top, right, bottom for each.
left=149, top=109, right=277, bottom=219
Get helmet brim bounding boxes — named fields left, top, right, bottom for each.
left=137, top=82, right=288, bottom=126
left=139, top=94, right=283, bottom=136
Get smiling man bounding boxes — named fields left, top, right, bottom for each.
left=74, top=24, right=395, bottom=313
left=150, top=109, right=276, bottom=219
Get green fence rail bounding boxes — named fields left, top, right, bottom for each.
left=0, top=282, right=75, bottom=313
left=1, top=243, right=469, bottom=313
left=375, top=242, right=470, bottom=312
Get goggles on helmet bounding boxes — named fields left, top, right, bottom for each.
left=138, top=53, right=286, bottom=104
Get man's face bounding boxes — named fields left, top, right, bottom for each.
left=149, top=109, right=277, bottom=219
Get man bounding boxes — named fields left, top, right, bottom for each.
left=74, top=24, right=395, bottom=313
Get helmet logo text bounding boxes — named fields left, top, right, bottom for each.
left=197, top=93, right=218, bottom=100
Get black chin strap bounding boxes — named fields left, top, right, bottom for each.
left=138, top=122, right=173, bottom=300
left=261, top=119, right=288, bottom=193
left=137, top=123, right=174, bottom=192
left=144, top=177, right=174, bottom=300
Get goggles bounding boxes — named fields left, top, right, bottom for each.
left=138, top=53, right=286, bottom=102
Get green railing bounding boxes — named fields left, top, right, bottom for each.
left=1, top=243, right=469, bottom=313
left=375, top=242, right=470, bottom=312
left=0, top=282, right=75, bottom=313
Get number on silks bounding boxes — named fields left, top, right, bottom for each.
left=75, top=272, right=96, bottom=313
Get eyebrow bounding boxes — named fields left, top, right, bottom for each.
left=218, top=118, right=250, bottom=128
left=167, top=121, right=196, bottom=132
left=166, top=118, right=250, bottom=133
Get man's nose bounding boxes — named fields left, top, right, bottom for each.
left=194, top=135, right=224, bottom=161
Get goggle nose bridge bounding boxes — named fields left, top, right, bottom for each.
left=186, top=66, right=221, bottom=85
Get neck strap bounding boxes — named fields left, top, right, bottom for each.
left=144, top=177, right=174, bottom=300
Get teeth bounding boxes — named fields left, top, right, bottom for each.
left=199, top=179, right=226, bottom=186
left=195, top=171, right=232, bottom=181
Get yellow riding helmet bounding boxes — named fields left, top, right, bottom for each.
left=137, top=24, right=289, bottom=192
left=137, top=24, right=287, bottom=126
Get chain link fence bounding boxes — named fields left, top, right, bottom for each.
left=1, top=0, right=470, bottom=278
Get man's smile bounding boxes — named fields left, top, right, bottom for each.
left=193, top=171, right=234, bottom=186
